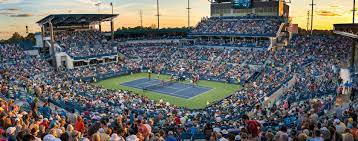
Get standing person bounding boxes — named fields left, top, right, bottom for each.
left=148, top=70, right=152, bottom=80
left=237, top=75, right=241, bottom=87
left=191, top=74, right=196, bottom=87
left=170, top=74, right=174, bottom=82
left=39, top=102, right=52, bottom=119
left=338, top=77, right=343, bottom=85
left=309, top=130, right=324, bottom=141
left=242, top=114, right=261, bottom=139
left=344, top=81, right=350, bottom=95
left=75, top=116, right=85, bottom=134
left=161, top=79, right=165, bottom=86
left=157, top=71, right=160, bottom=80
left=190, top=78, right=194, bottom=87
left=195, top=74, right=200, bottom=85
left=165, top=131, right=177, bottom=141
left=225, top=76, right=230, bottom=86
left=351, top=85, right=356, bottom=101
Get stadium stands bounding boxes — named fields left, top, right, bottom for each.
left=55, top=30, right=117, bottom=59
left=191, top=16, right=283, bottom=37
left=0, top=44, right=28, bottom=63
left=0, top=33, right=357, bottom=141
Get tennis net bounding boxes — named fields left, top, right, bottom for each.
left=143, top=80, right=173, bottom=90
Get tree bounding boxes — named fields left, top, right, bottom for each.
left=149, top=24, right=157, bottom=29
left=25, top=33, right=36, bottom=44
left=7, top=32, right=24, bottom=43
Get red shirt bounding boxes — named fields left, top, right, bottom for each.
left=246, top=120, right=261, bottom=137
left=175, top=117, right=181, bottom=125
left=351, top=128, right=358, bottom=140
left=75, top=121, right=85, bottom=133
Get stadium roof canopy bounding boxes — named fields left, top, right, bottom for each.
left=36, top=14, right=118, bottom=26
left=333, top=23, right=358, bottom=39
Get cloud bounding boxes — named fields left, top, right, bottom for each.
left=0, top=8, right=21, bottom=11
left=75, top=0, right=98, bottom=5
left=316, top=10, right=341, bottom=16
left=0, top=8, right=22, bottom=16
left=0, top=0, right=22, bottom=4
left=0, top=11, right=13, bottom=15
left=9, top=13, right=33, bottom=17
left=0, top=0, right=8, bottom=3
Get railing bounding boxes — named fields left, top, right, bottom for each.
left=69, top=53, right=118, bottom=60
left=333, top=30, right=358, bottom=38
left=194, top=43, right=269, bottom=49
left=276, top=23, right=285, bottom=38
left=189, top=33, right=276, bottom=37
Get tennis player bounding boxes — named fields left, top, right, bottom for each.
left=191, top=74, right=196, bottom=87
left=161, top=79, right=165, bottom=86
left=195, top=74, right=200, bottom=85
left=148, top=70, right=152, bottom=80
left=190, top=79, right=194, bottom=87
left=170, top=74, right=174, bottom=82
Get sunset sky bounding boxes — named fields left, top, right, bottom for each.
left=0, top=0, right=356, bottom=39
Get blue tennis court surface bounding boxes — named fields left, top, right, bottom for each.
left=121, top=78, right=212, bottom=99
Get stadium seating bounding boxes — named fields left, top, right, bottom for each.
left=0, top=34, right=356, bottom=141
left=55, top=30, right=117, bottom=59
left=191, top=16, right=283, bottom=37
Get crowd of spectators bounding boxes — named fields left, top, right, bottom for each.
left=55, top=31, right=117, bottom=58
left=118, top=44, right=262, bottom=83
left=0, top=34, right=357, bottom=141
left=191, top=17, right=282, bottom=36
left=194, top=38, right=271, bottom=48
left=0, top=44, right=28, bottom=63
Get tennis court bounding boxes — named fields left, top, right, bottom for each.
left=121, top=78, right=212, bottom=99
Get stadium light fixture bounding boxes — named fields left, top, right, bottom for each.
left=354, top=0, right=356, bottom=24
left=156, top=0, right=160, bottom=29
left=309, top=0, right=315, bottom=35
left=95, top=3, right=101, bottom=14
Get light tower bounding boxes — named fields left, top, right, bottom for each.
left=354, top=0, right=356, bottom=24
left=306, top=11, right=310, bottom=32
left=156, top=0, right=160, bottom=29
left=140, top=10, right=143, bottom=27
left=187, top=0, right=191, bottom=28
left=309, top=0, right=315, bottom=35
left=352, top=0, right=357, bottom=70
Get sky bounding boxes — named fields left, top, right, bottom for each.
left=0, top=0, right=356, bottom=39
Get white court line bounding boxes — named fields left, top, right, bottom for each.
left=188, top=88, right=216, bottom=100
left=141, top=81, right=161, bottom=88
left=131, top=79, right=160, bottom=88
left=171, top=86, right=193, bottom=95
left=163, top=82, right=214, bottom=98
left=153, top=89, right=191, bottom=99
left=127, top=78, right=211, bottom=99
left=166, top=84, right=213, bottom=99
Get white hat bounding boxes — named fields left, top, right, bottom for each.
left=98, top=128, right=105, bottom=133
left=43, top=134, right=61, bottom=141
left=126, top=135, right=139, bottom=141
left=334, top=119, right=340, bottom=124
left=221, top=130, right=229, bottom=135
left=321, top=127, right=329, bottom=131
left=81, top=137, right=90, bottom=141
left=235, top=135, right=241, bottom=141
left=110, top=133, right=121, bottom=141
left=6, top=127, right=16, bottom=135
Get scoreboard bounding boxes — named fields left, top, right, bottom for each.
left=232, top=0, right=252, bottom=9
left=210, top=0, right=289, bottom=17
left=211, top=0, right=253, bottom=8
